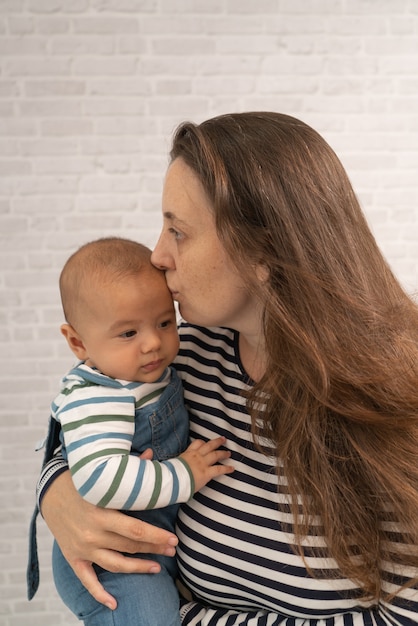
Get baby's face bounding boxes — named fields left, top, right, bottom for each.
left=80, top=268, right=179, bottom=383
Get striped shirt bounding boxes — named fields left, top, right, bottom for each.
left=175, top=323, right=418, bottom=625
left=52, top=363, right=192, bottom=510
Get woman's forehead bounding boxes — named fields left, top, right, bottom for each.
left=163, top=159, right=214, bottom=223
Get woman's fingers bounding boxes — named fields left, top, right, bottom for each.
left=72, top=559, right=118, bottom=610
left=97, top=513, right=178, bottom=556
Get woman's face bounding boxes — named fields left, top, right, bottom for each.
left=151, top=158, right=262, bottom=333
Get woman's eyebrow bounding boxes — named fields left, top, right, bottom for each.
left=163, top=211, right=188, bottom=227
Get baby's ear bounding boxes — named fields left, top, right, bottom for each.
left=60, top=324, right=88, bottom=360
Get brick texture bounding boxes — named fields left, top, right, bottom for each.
left=0, top=1, right=417, bottom=624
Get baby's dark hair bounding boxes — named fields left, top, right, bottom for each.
left=59, top=237, right=152, bottom=327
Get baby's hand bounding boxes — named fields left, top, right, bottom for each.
left=180, top=436, right=234, bottom=493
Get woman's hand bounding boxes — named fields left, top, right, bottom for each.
left=41, top=470, right=178, bottom=609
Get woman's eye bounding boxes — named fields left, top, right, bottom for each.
left=168, top=227, right=183, bottom=240
left=120, top=330, right=136, bottom=338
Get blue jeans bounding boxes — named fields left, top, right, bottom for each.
left=52, top=541, right=181, bottom=626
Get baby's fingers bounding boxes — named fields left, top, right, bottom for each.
left=189, top=436, right=227, bottom=455
left=206, top=458, right=234, bottom=480
left=199, top=441, right=233, bottom=473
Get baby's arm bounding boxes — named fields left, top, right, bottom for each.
left=57, top=385, right=186, bottom=509
left=57, top=386, right=232, bottom=510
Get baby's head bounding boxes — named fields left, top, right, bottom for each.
left=60, top=237, right=152, bottom=329
left=59, top=237, right=179, bottom=383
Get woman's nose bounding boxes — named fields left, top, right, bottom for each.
left=151, top=233, right=171, bottom=270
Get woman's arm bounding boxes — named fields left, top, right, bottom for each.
left=40, top=464, right=178, bottom=609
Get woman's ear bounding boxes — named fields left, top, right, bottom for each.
left=255, top=263, right=270, bottom=284
left=60, top=324, right=89, bottom=361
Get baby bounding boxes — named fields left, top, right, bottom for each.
left=50, top=237, right=233, bottom=626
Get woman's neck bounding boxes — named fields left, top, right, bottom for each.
left=238, top=332, right=266, bottom=383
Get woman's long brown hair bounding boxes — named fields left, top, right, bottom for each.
left=170, top=111, right=418, bottom=601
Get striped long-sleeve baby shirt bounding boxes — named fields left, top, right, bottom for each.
left=51, top=363, right=193, bottom=511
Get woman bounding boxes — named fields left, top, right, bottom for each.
left=33, top=112, right=418, bottom=624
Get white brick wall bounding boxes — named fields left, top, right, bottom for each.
left=1, top=1, right=417, bottom=624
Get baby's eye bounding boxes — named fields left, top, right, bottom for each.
left=159, top=319, right=172, bottom=329
left=120, top=330, right=137, bottom=338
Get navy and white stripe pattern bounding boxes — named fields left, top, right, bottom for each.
left=175, top=323, right=418, bottom=625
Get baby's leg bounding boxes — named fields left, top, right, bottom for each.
left=52, top=541, right=181, bottom=626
